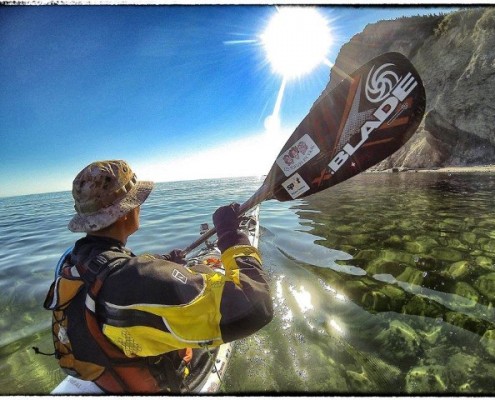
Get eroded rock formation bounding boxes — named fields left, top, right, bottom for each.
left=324, top=7, right=495, bottom=169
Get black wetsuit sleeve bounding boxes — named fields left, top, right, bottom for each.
left=217, top=231, right=274, bottom=343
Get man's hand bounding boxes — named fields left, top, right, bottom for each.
left=162, top=249, right=186, bottom=264
left=213, top=203, right=240, bottom=237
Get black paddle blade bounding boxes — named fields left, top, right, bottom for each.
left=265, top=52, right=426, bottom=202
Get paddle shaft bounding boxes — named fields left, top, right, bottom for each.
left=182, top=182, right=271, bottom=254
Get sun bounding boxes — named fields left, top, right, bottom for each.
left=260, top=7, right=333, bottom=80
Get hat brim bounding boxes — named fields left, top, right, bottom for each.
left=68, top=181, right=154, bottom=233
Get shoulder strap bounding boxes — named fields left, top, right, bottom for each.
left=74, top=251, right=129, bottom=311
left=80, top=250, right=135, bottom=386
left=76, top=250, right=128, bottom=287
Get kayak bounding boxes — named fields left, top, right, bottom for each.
left=51, top=205, right=261, bottom=394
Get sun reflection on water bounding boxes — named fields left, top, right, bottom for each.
left=289, top=285, right=314, bottom=314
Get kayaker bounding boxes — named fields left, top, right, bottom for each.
left=43, top=159, right=273, bottom=393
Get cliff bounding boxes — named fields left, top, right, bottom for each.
left=325, top=7, right=495, bottom=170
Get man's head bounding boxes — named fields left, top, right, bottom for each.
left=68, top=160, right=154, bottom=233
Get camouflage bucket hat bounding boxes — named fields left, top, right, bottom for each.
left=68, top=160, right=154, bottom=233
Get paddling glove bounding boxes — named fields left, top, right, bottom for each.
left=213, top=203, right=250, bottom=252
left=161, top=249, right=186, bottom=264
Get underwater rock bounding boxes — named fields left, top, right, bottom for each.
left=404, top=241, right=424, bottom=254
left=476, top=256, right=495, bottom=272
left=380, top=284, right=407, bottom=307
left=361, top=284, right=407, bottom=312
left=398, top=220, right=416, bottom=231
left=402, top=295, right=443, bottom=319
left=347, top=233, right=372, bottom=246
left=414, top=255, right=438, bottom=271
left=405, top=365, right=447, bottom=393
left=379, top=249, right=416, bottom=266
left=475, top=362, right=495, bottom=392
left=430, top=247, right=463, bottom=263
left=335, top=224, right=355, bottom=234
left=339, top=245, right=357, bottom=255
left=354, top=249, right=378, bottom=260
left=345, top=369, right=378, bottom=392
left=366, top=260, right=406, bottom=277
left=444, top=260, right=472, bottom=280
left=480, top=329, right=495, bottom=359
left=419, top=325, right=443, bottom=345
left=461, top=232, right=477, bottom=245
left=446, top=352, right=479, bottom=392
left=383, top=235, right=403, bottom=247
left=344, top=280, right=371, bottom=301
left=375, top=320, right=423, bottom=364
left=458, top=382, right=473, bottom=392
left=396, top=266, right=424, bottom=286
left=480, top=239, right=495, bottom=253
left=445, top=312, right=487, bottom=336
left=474, top=272, right=495, bottom=301
left=453, top=282, right=480, bottom=308
left=361, top=290, right=390, bottom=312
left=416, top=235, right=440, bottom=248
left=446, top=238, right=470, bottom=252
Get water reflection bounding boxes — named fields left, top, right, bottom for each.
left=285, top=172, right=495, bottom=393
left=296, top=173, right=495, bottom=320
left=289, top=285, right=314, bottom=314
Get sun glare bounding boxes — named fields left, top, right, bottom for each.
left=261, top=7, right=332, bottom=80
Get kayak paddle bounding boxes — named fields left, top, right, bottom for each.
left=183, top=52, right=426, bottom=254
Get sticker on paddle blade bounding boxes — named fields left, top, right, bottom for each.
left=282, top=173, right=310, bottom=199
left=276, top=134, right=320, bottom=177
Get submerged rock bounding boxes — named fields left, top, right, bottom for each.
left=344, top=280, right=371, bottom=300
left=480, top=329, right=495, bottom=359
left=430, top=247, right=463, bottom=263
left=396, top=266, right=425, bottom=286
left=402, top=295, right=443, bottom=319
left=405, top=365, right=447, bottom=393
left=375, top=320, right=423, bottom=364
left=480, top=239, right=495, bottom=253
left=475, top=272, right=495, bottom=301
left=476, top=256, right=495, bottom=272
left=444, top=260, right=472, bottom=280
left=366, top=260, right=406, bottom=277
left=419, top=325, right=443, bottom=345
left=446, top=353, right=479, bottom=392
left=379, top=249, right=416, bottom=266
left=453, top=282, right=480, bottom=309
left=445, top=312, right=487, bottom=336
left=346, top=369, right=378, bottom=392
left=461, top=232, right=477, bottom=245
left=361, top=284, right=407, bottom=313
left=414, top=255, right=439, bottom=271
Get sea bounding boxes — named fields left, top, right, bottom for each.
left=1, top=173, right=495, bottom=395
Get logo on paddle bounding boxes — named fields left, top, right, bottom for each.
left=365, top=63, right=400, bottom=103
left=328, top=62, right=418, bottom=175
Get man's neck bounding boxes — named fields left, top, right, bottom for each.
left=90, top=223, right=129, bottom=245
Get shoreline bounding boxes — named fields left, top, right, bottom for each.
left=376, top=165, right=495, bottom=174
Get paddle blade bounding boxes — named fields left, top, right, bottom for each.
left=265, top=52, right=426, bottom=202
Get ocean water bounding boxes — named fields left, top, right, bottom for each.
left=1, top=174, right=495, bottom=394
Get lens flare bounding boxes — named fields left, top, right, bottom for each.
left=261, top=7, right=332, bottom=80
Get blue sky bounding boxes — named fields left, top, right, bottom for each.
left=0, top=5, right=458, bottom=197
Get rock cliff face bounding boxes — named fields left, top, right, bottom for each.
left=324, top=7, right=495, bottom=169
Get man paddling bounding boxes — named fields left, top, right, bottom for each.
left=44, top=159, right=273, bottom=393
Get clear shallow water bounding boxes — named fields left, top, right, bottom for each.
left=1, top=174, right=495, bottom=394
